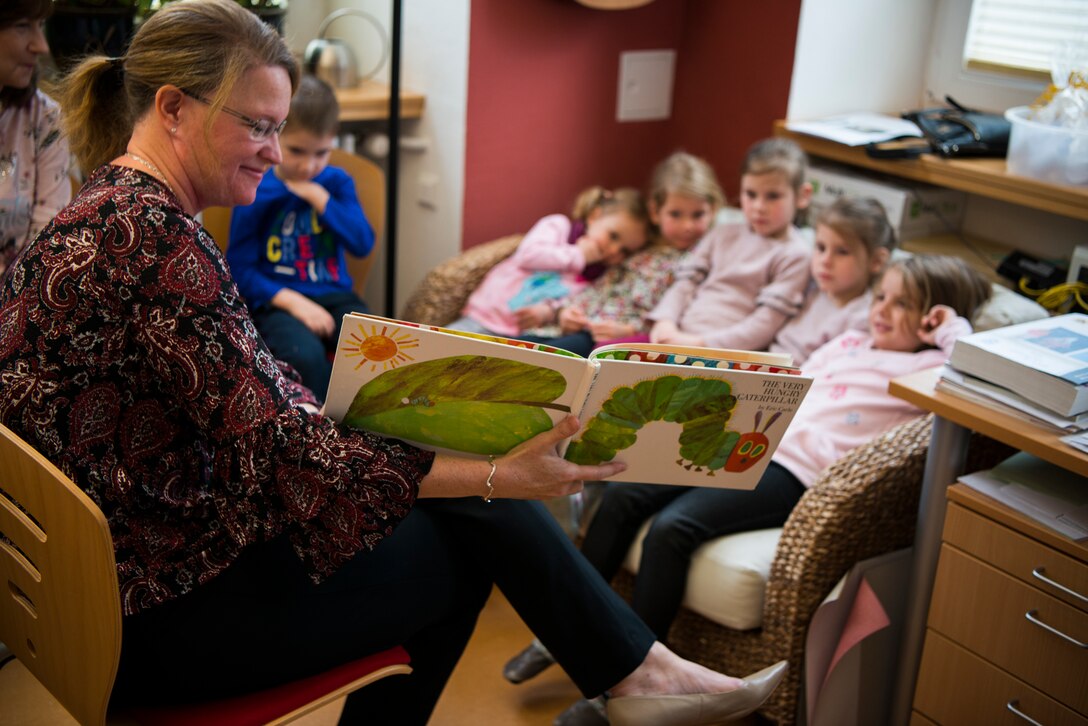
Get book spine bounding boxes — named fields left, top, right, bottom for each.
left=562, top=359, right=600, bottom=458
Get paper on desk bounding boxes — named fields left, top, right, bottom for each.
left=1061, top=429, right=1088, bottom=455
left=786, top=113, right=924, bottom=146
left=958, top=453, right=1088, bottom=541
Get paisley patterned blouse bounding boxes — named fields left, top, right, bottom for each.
left=0, top=165, right=432, bottom=615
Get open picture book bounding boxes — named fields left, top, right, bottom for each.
left=325, top=313, right=814, bottom=489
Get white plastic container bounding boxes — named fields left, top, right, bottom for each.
left=1004, top=106, right=1088, bottom=187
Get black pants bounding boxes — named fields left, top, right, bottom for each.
left=580, top=462, right=807, bottom=639
left=518, top=330, right=596, bottom=357
left=113, top=498, right=655, bottom=725
left=252, top=290, right=367, bottom=402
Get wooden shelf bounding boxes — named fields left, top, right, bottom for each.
left=774, top=120, right=1088, bottom=222
left=334, top=80, right=425, bottom=122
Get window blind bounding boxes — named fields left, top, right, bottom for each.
left=963, top=0, right=1088, bottom=81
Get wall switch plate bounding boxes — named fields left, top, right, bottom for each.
left=417, top=171, right=439, bottom=209
left=616, top=50, right=675, bottom=122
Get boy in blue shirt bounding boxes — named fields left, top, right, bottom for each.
left=228, top=75, right=374, bottom=401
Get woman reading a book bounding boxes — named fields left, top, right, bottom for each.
left=0, top=3, right=787, bottom=725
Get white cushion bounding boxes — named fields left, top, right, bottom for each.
left=623, top=520, right=782, bottom=631
left=971, top=282, right=1048, bottom=332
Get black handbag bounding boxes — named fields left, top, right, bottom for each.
left=902, top=96, right=1011, bottom=158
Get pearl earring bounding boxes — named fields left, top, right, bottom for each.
left=171, top=127, right=177, bottom=134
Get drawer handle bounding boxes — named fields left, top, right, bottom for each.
left=1007, top=700, right=1044, bottom=725
left=1024, top=609, right=1088, bottom=648
left=1032, top=567, right=1088, bottom=604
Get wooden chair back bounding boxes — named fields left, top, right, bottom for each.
left=0, top=422, right=412, bottom=725
left=0, top=423, right=122, bottom=726
left=202, top=149, right=386, bottom=298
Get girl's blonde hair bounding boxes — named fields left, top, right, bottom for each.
left=648, top=152, right=725, bottom=211
left=57, top=0, right=299, bottom=174
left=816, top=196, right=898, bottom=260
left=570, top=186, right=650, bottom=228
left=741, top=137, right=808, bottom=191
left=886, top=254, right=992, bottom=320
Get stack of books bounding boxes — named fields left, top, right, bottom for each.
left=939, top=313, right=1088, bottom=439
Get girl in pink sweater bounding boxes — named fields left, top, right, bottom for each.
left=770, top=196, right=898, bottom=365
left=504, top=255, right=992, bottom=719
left=649, top=138, right=813, bottom=351
left=447, top=187, right=650, bottom=338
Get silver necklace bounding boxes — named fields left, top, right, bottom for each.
left=125, top=151, right=173, bottom=194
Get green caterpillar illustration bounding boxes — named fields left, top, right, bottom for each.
left=566, top=375, right=781, bottom=476
left=343, top=355, right=569, bottom=455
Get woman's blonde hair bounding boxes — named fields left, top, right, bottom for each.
left=886, top=254, right=992, bottom=321
left=648, top=151, right=725, bottom=211
left=57, top=0, right=299, bottom=174
left=816, top=196, right=897, bottom=259
left=570, top=186, right=650, bottom=228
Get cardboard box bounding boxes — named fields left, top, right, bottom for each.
left=806, top=163, right=966, bottom=241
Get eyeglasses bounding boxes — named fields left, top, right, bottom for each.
left=181, top=89, right=287, bottom=142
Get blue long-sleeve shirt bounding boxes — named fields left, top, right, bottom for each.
left=227, top=165, right=375, bottom=309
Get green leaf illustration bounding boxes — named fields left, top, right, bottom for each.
left=343, top=355, right=568, bottom=455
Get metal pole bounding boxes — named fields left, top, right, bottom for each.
left=384, top=0, right=402, bottom=316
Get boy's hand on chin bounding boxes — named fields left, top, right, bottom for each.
left=283, top=179, right=331, bottom=214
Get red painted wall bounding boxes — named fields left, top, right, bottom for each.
left=463, top=0, right=800, bottom=248
left=672, top=0, right=802, bottom=205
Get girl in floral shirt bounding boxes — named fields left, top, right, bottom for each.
left=522, top=152, right=724, bottom=356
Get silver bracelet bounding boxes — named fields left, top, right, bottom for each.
left=483, top=455, right=497, bottom=503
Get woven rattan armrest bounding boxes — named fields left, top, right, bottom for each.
left=400, top=234, right=523, bottom=326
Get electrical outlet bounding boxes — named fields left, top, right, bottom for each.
left=1068, top=244, right=1088, bottom=284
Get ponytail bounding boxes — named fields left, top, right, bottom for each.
left=570, top=186, right=649, bottom=227
left=57, top=57, right=132, bottom=175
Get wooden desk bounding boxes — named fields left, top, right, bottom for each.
left=334, top=80, right=425, bottom=122
left=887, top=367, right=1088, bottom=724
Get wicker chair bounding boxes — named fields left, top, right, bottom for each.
left=400, top=234, right=522, bottom=325
left=399, top=239, right=1011, bottom=725
left=614, top=414, right=934, bottom=724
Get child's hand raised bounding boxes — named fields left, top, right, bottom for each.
left=283, top=179, right=331, bottom=215
left=917, top=304, right=957, bottom=346
left=575, top=234, right=607, bottom=265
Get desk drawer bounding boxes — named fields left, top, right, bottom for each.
left=929, top=544, right=1088, bottom=712
left=944, top=501, right=1088, bottom=614
left=914, top=631, right=1087, bottom=725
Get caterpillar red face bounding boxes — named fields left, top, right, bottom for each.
left=723, top=431, right=769, bottom=472
left=722, top=409, right=781, bottom=472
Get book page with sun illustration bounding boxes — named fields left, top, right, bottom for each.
left=324, top=313, right=597, bottom=459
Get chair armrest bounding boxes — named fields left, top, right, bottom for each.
left=400, top=234, right=522, bottom=326
left=761, top=414, right=934, bottom=638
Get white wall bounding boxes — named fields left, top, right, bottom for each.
left=285, top=0, right=470, bottom=317
left=788, top=0, right=1087, bottom=265
left=787, top=0, right=937, bottom=120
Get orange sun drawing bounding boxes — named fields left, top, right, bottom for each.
left=341, top=323, right=420, bottom=371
